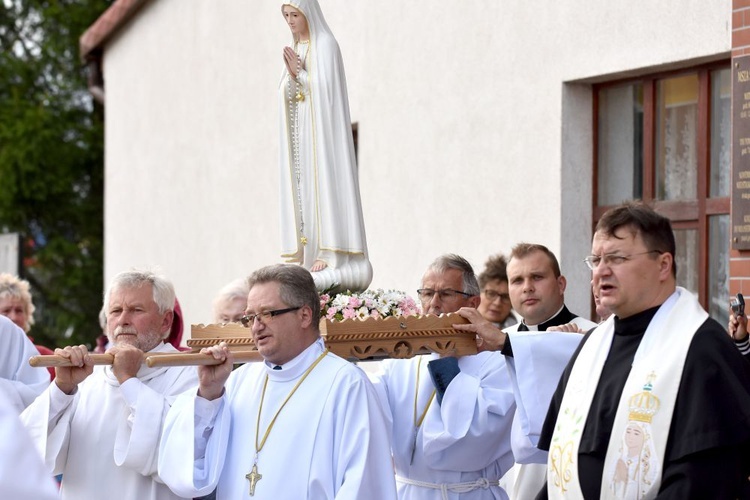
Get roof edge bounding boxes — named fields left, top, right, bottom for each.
left=80, top=0, right=152, bottom=60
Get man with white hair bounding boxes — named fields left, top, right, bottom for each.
left=212, top=278, right=250, bottom=324
left=22, top=269, right=198, bottom=499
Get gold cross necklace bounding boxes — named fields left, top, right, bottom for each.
left=246, top=348, right=329, bottom=495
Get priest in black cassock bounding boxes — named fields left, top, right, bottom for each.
left=536, top=202, right=750, bottom=499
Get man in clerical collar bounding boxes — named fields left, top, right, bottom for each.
left=20, top=269, right=198, bottom=500
left=158, top=264, right=397, bottom=499
left=536, top=202, right=750, bottom=498
left=456, top=243, right=596, bottom=499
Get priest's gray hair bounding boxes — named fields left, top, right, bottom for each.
left=103, top=268, right=176, bottom=316
left=247, top=264, right=320, bottom=327
left=425, top=254, right=480, bottom=296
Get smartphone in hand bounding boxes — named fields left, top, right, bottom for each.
left=730, top=293, right=745, bottom=317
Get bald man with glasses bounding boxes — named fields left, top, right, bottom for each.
left=369, top=254, right=517, bottom=499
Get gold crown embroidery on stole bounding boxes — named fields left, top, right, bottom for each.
left=628, top=371, right=661, bottom=423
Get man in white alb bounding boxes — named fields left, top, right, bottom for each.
left=158, top=264, right=396, bottom=499
left=370, top=254, right=516, bottom=499
left=21, top=269, right=198, bottom=500
left=456, top=243, right=596, bottom=499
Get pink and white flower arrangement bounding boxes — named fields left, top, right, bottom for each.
left=319, top=289, right=421, bottom=322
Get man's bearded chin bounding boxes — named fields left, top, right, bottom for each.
left=108, top=325, right=163, bottom=351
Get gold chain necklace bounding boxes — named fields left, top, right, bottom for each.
left=245, top=348, right=329, bottom=495
left=410, top=355, right=436, bottom=464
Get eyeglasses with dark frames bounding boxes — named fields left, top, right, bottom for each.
left=482, top=290, right=511, bottom=303
left=240, top=306, right=302, bottom=327
left=583, top=250, right=663, bottom=271
left=416, top=289, right=473, bottom=301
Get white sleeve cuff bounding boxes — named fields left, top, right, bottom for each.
left=118, top=377, right=142, bottom=406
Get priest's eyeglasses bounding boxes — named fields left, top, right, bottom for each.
left=482, top=290, right=511, bottom=303
left=417, top=289, right=473, bottom=301
left=583, top=250, right=662, bottom=271
left=240, top=307, right=301, bottom=327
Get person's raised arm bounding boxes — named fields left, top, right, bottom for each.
left=728, top=311, right=748, bottom=341
left=197, top=342, right=234, bottom=401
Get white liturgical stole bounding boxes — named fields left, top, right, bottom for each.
left=547, top=288, right=707, bottom=499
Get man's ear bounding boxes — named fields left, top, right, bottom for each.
left=468, top=295, right=481, bottom=309
left=658, top=252, right=674, bottom=281
left=558, top=275, right=567, bottom=295
left=299, top=304, right=314, bottom=329
left=161, top=310, right=174, bottom=339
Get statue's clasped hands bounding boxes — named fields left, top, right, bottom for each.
left=283, top=46, right=304, bottom=79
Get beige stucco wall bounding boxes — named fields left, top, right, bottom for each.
left=101, top=0, right=730, bottom=333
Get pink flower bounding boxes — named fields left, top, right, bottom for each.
left=348, top=297, right=362, bottom=308
left=342, top=308, right=356, bottom=320
left=370, top=310, right=381, bottom=319
left=320, top=294, right=330, bottom=309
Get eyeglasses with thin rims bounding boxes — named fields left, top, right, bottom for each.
left=583, top=250, right=663, bottom=271
left=416, top=288, right=473, bottom=302
left=240, top=306, right=301, bottom=327
left=482, top=289, right=511, bottom=303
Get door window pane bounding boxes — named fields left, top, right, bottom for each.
left=656, top=75, right=699, bottom=201
left=708, top=215, right=729, bottom=324
left=597, top=84, right=643, bottom=205
left=673, top=228, right=698, bottom=294
left=710, top=69, right=731, bottom=198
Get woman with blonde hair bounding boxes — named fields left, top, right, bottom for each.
left=0, top=273, right=54, bottom=379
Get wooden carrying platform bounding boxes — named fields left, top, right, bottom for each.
left=29, top=314, right=477, bottom=368
left=188, top=313, right=477, bottom=361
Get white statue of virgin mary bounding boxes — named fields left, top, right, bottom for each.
left=278, top=0, right=373, bottom=291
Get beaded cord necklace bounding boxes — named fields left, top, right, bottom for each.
left=287, top=39, right=311, bottom=247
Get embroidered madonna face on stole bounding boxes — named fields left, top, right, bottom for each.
left=607, top=374, right=661, bottom=499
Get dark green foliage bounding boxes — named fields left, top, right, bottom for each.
left=0, top=0, right=113, bottom=347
